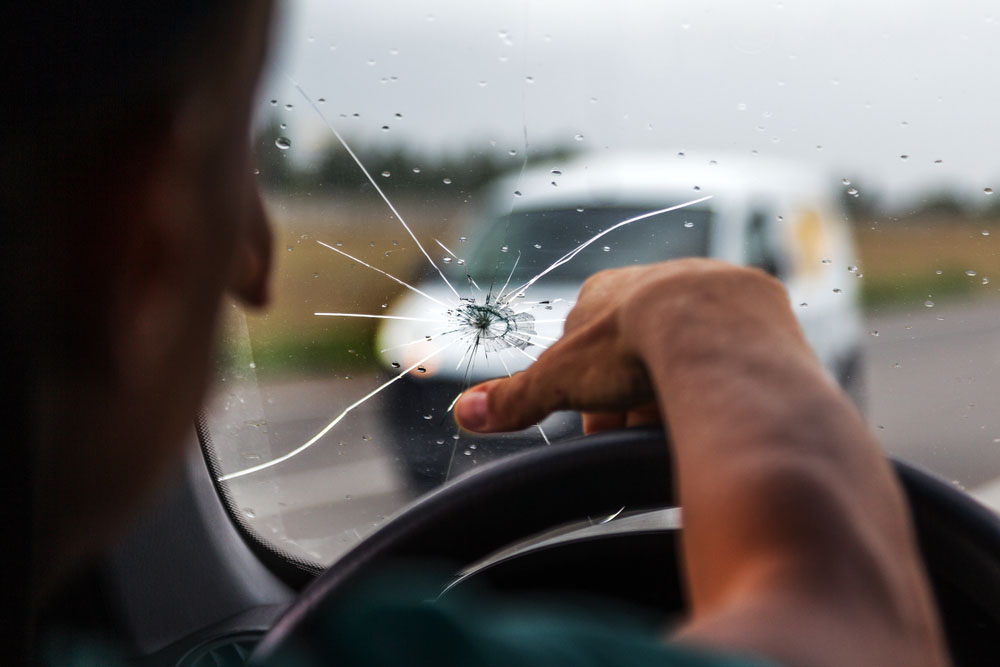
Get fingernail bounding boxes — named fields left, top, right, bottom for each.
left=456, top=390, right=489, bottom=431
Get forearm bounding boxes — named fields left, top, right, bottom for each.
left=627, top=270, right=946, bottom=664
left=455, top=260, right=948, bottom=665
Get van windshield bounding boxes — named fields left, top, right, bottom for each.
left=468, top=207, right=712, bottom=284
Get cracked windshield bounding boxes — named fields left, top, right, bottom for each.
left=205, top=1, right=1000, bottom=566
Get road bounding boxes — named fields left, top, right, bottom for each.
left=863, top=300, right=1000, bottom=492
left=209, top=298, right=1000, bottom=563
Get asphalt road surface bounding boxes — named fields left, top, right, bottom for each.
left=863, top=299, right=1000, bottom=493
left=209, top=298, right=1000, bottom=564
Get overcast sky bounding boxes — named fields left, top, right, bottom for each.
left=257, top=0, right=1000, bottom=209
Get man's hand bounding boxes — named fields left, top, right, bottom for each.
left=455, top=259, right=949, bottom=667
left=454, top=259, right=799, bottom=435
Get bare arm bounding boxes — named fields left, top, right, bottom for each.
left=455, top=260, right=948, bottom=667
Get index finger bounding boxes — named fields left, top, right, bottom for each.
left=453, top=355, right=575, bottom=434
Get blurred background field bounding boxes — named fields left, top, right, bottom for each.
left=856, top=214, right=1000, bottom=310
left=235, top=186, right=1000, bottom=378
left=239, top=194, right=461, bottom=376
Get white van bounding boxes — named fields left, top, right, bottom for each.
left=377, top=151, right=864, bottom=490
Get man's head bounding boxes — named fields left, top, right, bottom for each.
left=2, top=2, right=275, bottom=608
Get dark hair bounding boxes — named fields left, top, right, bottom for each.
left=2, top=2, right=246, bottom=205
left=0, top=3, right=247, bottom=662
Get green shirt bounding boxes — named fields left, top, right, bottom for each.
left=267, top=571, right=775, bottom=667
left=43, top=571, right=775, bottom=666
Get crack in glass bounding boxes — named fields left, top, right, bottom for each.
left=219, top=85, right=711, bottom=483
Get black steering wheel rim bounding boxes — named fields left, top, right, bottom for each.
left=249, top=426, right=1000, bottom=665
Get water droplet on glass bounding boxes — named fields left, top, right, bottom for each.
left=574, top=134, right=584, bottom=141
left=847, top=187, right=859, bottom=197
left=870, top=330, right=879, bottom=337
left=924, top=300, right=935, bottom=308
left=602, top=246, right=611, bottom=252
left=986, top=188, right=995, bottom=195
left=279, top=123, right=287, bottom=130
left=269, top=99, right=278, bottom=106
left=417, top=367, right=427, bottom=374
left=284, top=103, right=294, bottom=110
left=286, top=246, right=293, bottom=252
left=459, top=236, right=468, bottom=242
left=248, top=362, right=257, bottom=369
left=423, top=414, right=433, bottom=420
left=381, top=125, right=390, bottom=132
left=551, top=169, right=562, bottom=175
left=966, top=269, right=977, bottom=277
left=500, top=245, right=509, bottom=253
left=312, top=272, right=319, bottom=279
left=841, top=178, right=851, bottom=185
left=243, top=508, right=256, bottom=518
left=799, top=302, right=808, bottom=307
left=442, top=178, right=452, bottom=185
left=900, top=154, right=909, bottom=160
left=391, top=362, right=400, bottom=368
left=983, top=277, right=991, bottom=285
left=478, top=80, right=488, bottom=88
left=934, top=159, right=943, bottom=164
left=525, top=76, right=535, bottom=84
left=381, top=170, right=391, bottom=178
left=833, top=288, right=842, bottom=294
left=442, top=256, right=453, bottom=264
left=508, top=149, right=517, bottom=156
left=983, top=230, right=991, bottom=237
left=847, top=265, right=858, bottom=273
left=683, top=221, right=694, bottom=228
left=513, top=190, right=522, bottom=197
left=533, top=243, right=542, bottom=249
left=822, top=258, right=832, bottom=264
left=275, top=137, right=291, bottom=150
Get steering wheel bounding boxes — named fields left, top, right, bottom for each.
left=248, top=426, right=1000, bottom=666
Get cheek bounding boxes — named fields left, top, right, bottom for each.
left=191, top=145, right=256, bottom=285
